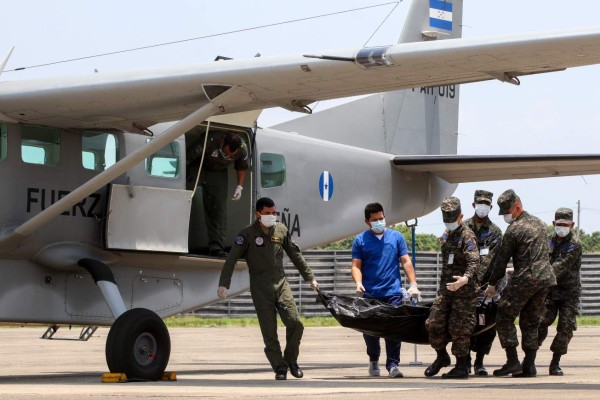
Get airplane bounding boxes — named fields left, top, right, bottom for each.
left=1, top=0, right=600, bottom=380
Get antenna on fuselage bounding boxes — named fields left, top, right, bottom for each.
left=0, top=47, right=15, bottom=78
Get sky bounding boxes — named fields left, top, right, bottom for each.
left=2, top=0, right=600, bottom=236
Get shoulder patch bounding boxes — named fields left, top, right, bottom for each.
left=235, top=235, right=245, bottom=245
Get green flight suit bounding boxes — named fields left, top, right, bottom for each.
left=219, top=220, right=315, bottom=371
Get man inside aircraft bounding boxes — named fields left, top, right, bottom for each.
left=484, top=189, right=556, bottom=377
left=217, top=197, right=319, bottom=380
left=187, top=130, right=248, bottom=258
left=425, top=197, right=479, bottom=379
left=351, top=202, right=420, bottom=378
left=538, top=207, right=582, bottom=376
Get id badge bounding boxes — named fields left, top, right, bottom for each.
left=479, top=313, right=486, bottom=326
left=480, top=247, right=489, bottom=256
left=448, top=254, right=454, bottom=265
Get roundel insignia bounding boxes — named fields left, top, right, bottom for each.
left=319, top=171, right=334, bottom=201
left=255, top=237, right=264, bottom=246
left=235, top=235, right=245, bottom=245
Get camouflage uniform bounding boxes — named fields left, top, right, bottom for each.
left=464, top=190, right=503, bottom=359
left=538, top=208, right=582, bottom=357
left=187, top=130, right=249, bottom=254
left=219, top=220, right=314, bottom=372
left=488, top=190, right=556, bottom=353
left=426, top=197, right=480, bottom=357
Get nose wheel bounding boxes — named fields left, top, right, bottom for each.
left=105, top=308, right=171, bottom=381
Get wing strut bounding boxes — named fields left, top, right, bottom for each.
left=0, top=85, right=251, bottom=253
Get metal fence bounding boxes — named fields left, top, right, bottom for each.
left=195, top=250, right=600, bottom=317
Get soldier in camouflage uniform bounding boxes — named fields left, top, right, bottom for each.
left=217, top=197, right=319, bottom=380
left=463, top=190, right=503, bottom=376
left=538, top=207, right=582, bottom=376
left=485, top=189, right=556, bottom=378
left=424, top=196, right=480, bottom=379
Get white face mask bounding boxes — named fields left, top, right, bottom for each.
left=475, top=204, right=491, bottom=218
left=445, top=222, right=459, bottom=231
left=260, top=214, right=277, bottom=227
left=555, top=226, right=571, bottom=238
left=370, top=219, right=386, bottom=234
left=503, top=213, right=515, bottom=224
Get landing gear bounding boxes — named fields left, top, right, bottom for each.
left=105, top=308, right=171, bottom=381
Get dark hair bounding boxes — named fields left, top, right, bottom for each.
left=256, top=197, right=275, bottom=212
left=223, top=133, right=242, bottom=152
left=364, top=202, right=384, bottom=220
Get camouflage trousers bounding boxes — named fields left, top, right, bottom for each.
left=425, top=294, right=476, bottom=357
left=538, top=296, right=579, bottom=355
left=496, top=281, right=549, bottom=351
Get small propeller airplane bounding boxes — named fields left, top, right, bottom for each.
left=1, top=0, right=600, bottom=380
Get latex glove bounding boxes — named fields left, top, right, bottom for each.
left=407, top=282, right=422, bottom=302
left=217, top=286, right=228, bottom=300
left=446, top=275, right=469, bottom=292
left=484, top=284, right=496, bottom=299
left=356, top=282, right=365, bottom=294
left=310, top=279, right=319, bottom=291
left=506, top=267, right=515, bottom=276
left=232, top=185, right=243, bottom=200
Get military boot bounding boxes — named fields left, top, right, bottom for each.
left=549, top=353, right=563, bottom=376
left=493, top=347, right=522, bottom=376
left=424, top=349, right=451, bottom=377
left=513, top=350, right=537, bottom=377
left=473, top=351, right=488, bottom=376
left=442, top=356, right=470, bottom=379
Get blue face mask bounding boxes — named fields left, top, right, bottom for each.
left=445, top=222, right=459, bottom=231
left=370, top=219, right=386, bottom=234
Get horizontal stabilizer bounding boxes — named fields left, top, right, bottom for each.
left=392, top=154, right=600, bottom=183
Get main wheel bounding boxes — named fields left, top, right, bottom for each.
left=105, top=308, right=171, bottom=381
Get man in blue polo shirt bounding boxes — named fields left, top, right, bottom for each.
left=351, top=202, right=420, bottom=378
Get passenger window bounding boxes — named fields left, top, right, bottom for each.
left=82, top=131, right=119, bottom=171
left=145, top=140, right=180, bottom=178
left=21, top=125, right=61, bottom=166
left=260, top=153, right=285, bottom=188
left=0, top=123, right=6, bottom=161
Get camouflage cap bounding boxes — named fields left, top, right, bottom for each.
left=474, top=189, right=493, bottom=203
left=554, top=207, right=574, bottom=224
left=441, top=196, right=461, bottom=222
left=497, top=189, right=521, bottom=215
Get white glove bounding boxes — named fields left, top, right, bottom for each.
left=356, top=282, right=365, bottom=294
left=310, top=279, right=319, bottom=291
left=446, top=275, right=469, bottom=292
left=217, top=286, right=228, bottom=299
left=407, top=282, right=422, bottom=302
left=506, top=267, right=514, bottom=276
left=484, top=284, right=496, bottom=298
left=232, top=185, right=243, bottom=200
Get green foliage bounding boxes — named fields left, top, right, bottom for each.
left=165, top=315, right=340, bottom=328
left=318, top=224, right=440, bottom=251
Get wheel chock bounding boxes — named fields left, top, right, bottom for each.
left=161, top=371, right=177, bottom=381
left=101, top=372, right=127, bottom=383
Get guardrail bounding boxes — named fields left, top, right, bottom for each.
left=195, top=250, right=600, bottom=317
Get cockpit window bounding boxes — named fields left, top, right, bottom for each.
left=260, top=153, right=285, bottom=188
left=145, top=140, right=180, bottom=178
left=21, top=125, right=61, bottom=166
left=0, top=123, right=6, bottom=162
left=82, top=131, right=119, bottom=171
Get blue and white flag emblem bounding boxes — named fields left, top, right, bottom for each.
left=319, top=171, right=334, bottom=201
left=429, top=0, right=453, bottom=31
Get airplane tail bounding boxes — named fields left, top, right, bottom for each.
left=271, top=0, right=463, bottom=156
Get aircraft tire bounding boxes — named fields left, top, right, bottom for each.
left=105, top=308, right=171, bottom=381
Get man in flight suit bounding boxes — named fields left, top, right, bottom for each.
left=187, top=130, right=249, bottom=257
left=485, top=189, right=556, bottom=377
left=538, top=207, right=582, bottom=376
left=217, top=197, right=319, bottom=380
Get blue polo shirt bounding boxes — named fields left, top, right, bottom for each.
left=352, top=229, right=408, bottom=298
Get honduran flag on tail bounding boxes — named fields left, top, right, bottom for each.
left=429, top=0, right=453, bottom=31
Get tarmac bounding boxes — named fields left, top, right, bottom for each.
left=0, top=325, right=598, bottom=399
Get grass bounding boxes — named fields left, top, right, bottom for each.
left=164, top=315, right=600, bottom=328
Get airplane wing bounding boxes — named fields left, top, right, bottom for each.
left=1, top=28, right=600, bottom=131
left=392, top=154, right=600, bottom=183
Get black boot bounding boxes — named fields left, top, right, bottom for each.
left=442, top=356, right=470, bottom=379
left=549, top=353, right=563, bottom=376
left=473, top=351, right=488, bottom=376
left=493, top=347, right=522, bottom=376
left=424, top=349, right=451, bottom=377
left=513, top=350, right=537, bottom=377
